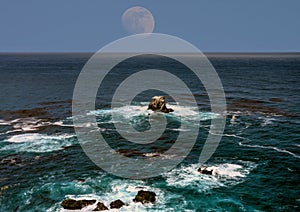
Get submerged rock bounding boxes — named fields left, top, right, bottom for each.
left=147, top=96, right=174, bottom=113
left=198, top=167, right=214, bottom=175
left=133, top=190, right=156, bottom=204
left=61, top=198, right=96, bottom=210
left=93, top=202, right=108, bottom=211
left=110, top=199, right=125, bottom=209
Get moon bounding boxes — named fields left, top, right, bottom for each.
left=122, top=6, right=155, bottom=34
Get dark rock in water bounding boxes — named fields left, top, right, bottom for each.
left=110, top=199, right=125, bottom=209
left=269, top=97, right=283, bottom=102
left=227, top=97, right=295, bottom=117
left=133, top=190, right=156, bottom=204
left=147, top=96, right=174, bottom=113
left=76, top=178, right=85, bottom=182
left=61, top=198, right=96, bottom=210
left=93, top=202, right=108, bottom=211
left=117, top=149, right=144, bottom=157
left=198, top=167, right=214, bottom=175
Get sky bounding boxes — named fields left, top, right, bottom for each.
left=0, top=0, right=299, bottom=52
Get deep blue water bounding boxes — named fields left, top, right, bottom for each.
left=0, top=53, right=299, bottom=211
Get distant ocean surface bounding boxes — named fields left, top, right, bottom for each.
left=0, top=53, right=299, bottom=211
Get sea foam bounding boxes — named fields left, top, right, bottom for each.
left=1, top=133, right=76, bottom=153
left=163, top=162, right=255, bottom=191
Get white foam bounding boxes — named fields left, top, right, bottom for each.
left=143, top=152, right=177, bottom=159
left=0, top=119, right=11, bottom=125
left=89, top=104, right=219, bottom=125
left=239, top=142, right=300, bottom=159
left=230, top=114, right=238, bottom=124
left=40, top=162, right=253, bottom=212
left=167, top=104, right=198, bottom=117
left=12, top=118, right=45, bottom=131
left=163, top=162, right=255, bottom=191
left=214, top=164, right=245, bottom=177
left=0, top=117, right=74, bottom=135
left=6, top=133, right=42, bottom=143
left=143, top=152, right=161, bottom=158
left=0, top=118, right=41, bottom=131
left=97, top=180, right=165, bottom=212
left=1, top=133, right=77, bottom=153
left=163, top=164, right=219, bottom=190
left=258, top=116, right=276, bottom=126
left=53, top=121, right=73, bottom=127
left=0, top=129, right=23, bottom=135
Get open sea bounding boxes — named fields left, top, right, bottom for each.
left=0, top=53, right=299, bottom=211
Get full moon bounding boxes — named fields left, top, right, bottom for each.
left=122, top=6, right=155, bottom=34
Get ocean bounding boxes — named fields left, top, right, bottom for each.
left=0, top=53, right=299, bottom=211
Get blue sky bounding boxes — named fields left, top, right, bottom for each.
left=0, top=0, right=299, bottom=52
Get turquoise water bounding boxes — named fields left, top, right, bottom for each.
left=0, top=53, right=299, bottom=211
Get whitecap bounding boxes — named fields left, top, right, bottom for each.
left=1, top=133, right=77, bottom=153
left=12, top=118, right=47, bottom=131
left=53, top=121, right=73, bottom=127
left=0, top=129, right=23, bottom=135
left=238, top=142, right=300, bottom=159
left=213, top=133, right=245, bottom=140
left=0, top=117, right=73, bottom=135
left=214, top=163, right=245, bottom=177
left=0, top=119, right=11, bottom=125
left=258, top=116, right=276, bottom=126
left=143, top=152, right=178, bottom=159
left=163, top=162, right=255, bottom=191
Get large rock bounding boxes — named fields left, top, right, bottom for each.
left=133, top=190, right=156, bottom=204
left=147, top=96, right=174, bottom=113
left=61, top=198, right=96, bottom=210
left=110, top=199, right=125, bottom=209
left=93, top=202, right=108, bottom=211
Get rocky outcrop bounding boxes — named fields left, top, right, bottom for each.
left=93, top=202, right=108, bottom=211
left=110, top=199, right=125, bottom=209
left=61, top=198, right=96, bottom=210
left=61, top=190, right=157, bottom=210
left=147, top=96, right=174, bottom=113
left=133, top=190, right=156, bottom=204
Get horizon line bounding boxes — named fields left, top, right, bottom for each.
left=0, top=51, right=299, bottom=54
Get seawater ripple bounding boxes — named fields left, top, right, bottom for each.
left=0, top=53, right=299, bottom=211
